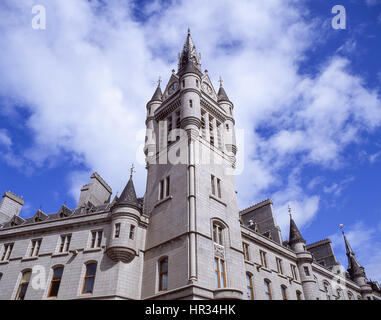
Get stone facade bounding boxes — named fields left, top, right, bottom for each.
left=0, top=31, right=380, bottom=300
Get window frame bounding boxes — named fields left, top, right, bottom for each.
left=81, top=262, right=97, bottom=295
left=246, top=273, right=254, bottom=300
left=212, top=223, right=224, bottom=246
left=158, top=257, right=168, bottom=291
left=15, top=270, right=32, bottom=300
left=1, top=243, right=14, bottom=261
left=90, top=230, right=103, bottom=249
left=214, top=257, right=227, bottom=289
left=264, top=279, right=272, bottom=300
left=276, top=257, right=283, bottom=274
left=47, top=266, right=64, bottom=298
left=29, top=239, right=42, bottom=257
left=243, top=243, right=250, bottom=261
left=114, top=223, right=121, bottom=239
left=281, top=285, right=288, bottom=300
left=59, top=235, right=71, bottom=253
left=129, top=224, right=135, bottom=240
left=260, top=250, right=268, bottom=268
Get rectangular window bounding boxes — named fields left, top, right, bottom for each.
left=196, top=79, right=199, bottom=87
left=15, top=271, right=31, bottom=300
left=217, top=178, right=222, bottom=198
left=90, top=231, right=103, bottom=248
left=209, top=116, right=214, bottom=146
left=159, top=179, right=164, bottom=200
left=291, top=264, right=298, bottom=280
left=159, top=258, right=168, bottom=291
left=215, top=258, right=226, bottom=288
left=212, top=224, right=223, bottom=245
left=243, top=243, right=250, bottom=261
left=30, top=239, right=42, bottom=257
left=304, top=266, right=310, bottom=276
left=211, top=175, right=216, bottom=196
left=1, top=243, right=14, bottom=261
left=59, top=235, right=71, bottom=253
left=201, top=110, right=206, bottom=139
left=167, top=116, right=173, bottom=145
left=175, top=110, right=181, bottom=129
left=166, top=176, right=170, bottom=197
left=182, top=80, right=185, bottom=88
left=129, top=225, right=135, bottom=240
left=216, top=121, right=222, bottom=149
left=246, top=274, right=254, bottom=300
left=189, top=100, right=193, bottom=108
left=276, top=258, right=283, bottom=274
left=82, top=263, right=97, bottom=294
left=114, top=224, right=121, bottom=239
left=260, top=250, right=268, bottom=268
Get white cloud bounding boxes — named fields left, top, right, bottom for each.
left=0, top=0, right=380, bottom=233
left=0, top=129, right=12, bottom=148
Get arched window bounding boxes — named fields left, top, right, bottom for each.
left=246, top=273, right=254, bottom=300
left=15, top=270, right=31, bottom=300
left=82, top=263, right=97, bottom=294
left=264, top=279, right=272, bottom=300
left=47, top=266, right=64, bottom=298
left=281, top=285, right=288, bottom=300
left=347, top=291, right=353, bottom=300
left=212, top=223, right=224, bottom=246
left=296, top=290, right=302, bottom=300
left=159, top=257, right=168, bottom=291
left=357, top=295, right=362, bottom=300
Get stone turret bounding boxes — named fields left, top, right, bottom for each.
left=106, top=170, right=142, bottom=263
left=342, top=231, right=373, bottom=299
left=178, top=29, right=202, bottom=132
left=217, top=79, right=237, bottom=164
left=289, top=209, right=318, bottom=300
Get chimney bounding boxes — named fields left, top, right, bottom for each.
left=77, top=172, right=112, bottom=208
left=0, top=191, right=24, bottom=223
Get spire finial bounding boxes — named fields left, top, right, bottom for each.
left=187, top=27, right=191, bottom=36
left=130, top=163, right=136, bottom=179
left=219, top=76, right=223, bottom=87
left=157, top=76, right=162, bottom=87
left=288, top=205, right=292, bottom=218
left=340, top=223, right=344, bottom=234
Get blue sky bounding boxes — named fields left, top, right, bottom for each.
left=0, top=0, right=380, bottom=281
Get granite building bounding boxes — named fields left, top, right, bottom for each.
left=0, top=31, right=380, bottom=300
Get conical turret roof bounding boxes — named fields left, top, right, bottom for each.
left=289, top=216, right=306, bottom=245
left=115, top=176, right=140, bottom=209
left=150, top=84, right=162, bottom=102
left=217, top=85, right=231, bottom=103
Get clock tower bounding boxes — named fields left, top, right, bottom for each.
left=142, top=30, right=244, bottom=300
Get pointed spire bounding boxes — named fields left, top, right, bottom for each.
left=115, top=165, right=140, bottom=209
left=342, top=229, right=366, bottom=280
left=288, top=207, right=306, bottom=245
left=178, top=29, right=202, bottom=76
left=150, top=77, right=163, bottom=102
left=217, top=77, right=231, bottom=103
left=116, top=176, right=140, bottom=209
